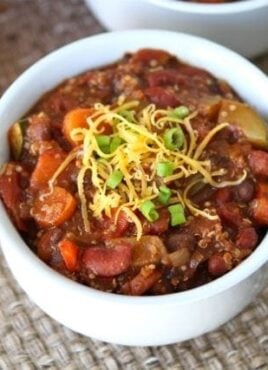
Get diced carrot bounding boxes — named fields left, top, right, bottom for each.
left=30, top=148, right=66, bottom=189
left=32, top=186, right=76, bottom=227
left=63, top=108, right=93, bottom=145
left=58, top=239, right=79, bottom=272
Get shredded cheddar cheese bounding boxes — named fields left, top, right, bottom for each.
left=49, top=100, right=247, bottom=239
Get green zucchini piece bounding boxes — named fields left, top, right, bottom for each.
left=8, top=119, right=27, bottom=159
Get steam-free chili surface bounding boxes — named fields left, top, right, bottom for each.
left=1, top=49, right=268, bottom=296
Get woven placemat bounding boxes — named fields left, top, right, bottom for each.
left=0, top=1, right=268, bottom=369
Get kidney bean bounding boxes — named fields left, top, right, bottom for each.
left=248, top=150, right=268, bottom=177
left=235, top=178, right=255, bottom=202
left=37, top=228, right=63, bottom=262
left=217, top=203, right=243, bottom=227
left=192, top=184, right=216, bottom=205
left=82, top=243, right=132, bottom=277
left=236, top=227, right=258, bottom=250
left=208, top=254, right=230, bottom=277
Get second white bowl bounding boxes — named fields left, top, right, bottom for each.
left=86, top=0, right=268, bottom=57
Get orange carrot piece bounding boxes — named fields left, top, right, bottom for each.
left=32, top=186, right=76, bottom=227
left=30, top=148, right=66, bottom=189
left=63, top=108, right=93, bottom=145
left=58, top=239, right=79, bottom=272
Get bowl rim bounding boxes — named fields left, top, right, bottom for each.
left=0, top=29, right=268, bottom=306
left=146, top=0, right=268, bottom=14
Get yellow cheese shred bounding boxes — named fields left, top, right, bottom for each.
left=50, top=100, right=247, bottom=238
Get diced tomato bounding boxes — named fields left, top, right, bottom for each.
left=146, top=69, right=185, bottom=87
left=131, top=49, right=171, bottom=65
left=26, top=113, right=51, bottom=142
left=58, top=239, right=79, bottom=272
left=177, top=65, right=211, bottom=79
left=251, top=183, right=268, bottom=224
left=82, top=243, right=132, bottom=277
left=30, top=148, right=66, bottom=189
left=121, top=267, right=161, bottom=295
left=236, top=227, right=258, bottom=250
left=248, top=150, right=268, bottom=177
left=0, top=163, right=26, bottom=230
left=144, top=87, right=181, bottom=108
left=214, top=187, right=232, bottom=204
left=142, top=208, right=170, bottom=235
left=98, top=122, right=113, bottom=135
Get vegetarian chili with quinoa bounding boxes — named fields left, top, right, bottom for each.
left=1, top=49, right=268, bottom=296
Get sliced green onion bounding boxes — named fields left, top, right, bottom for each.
left=107, top=170, right=124, bottom=189
left=163, top=127, right=184, bottom=150
left=156, top=161, right=174, bottom=177
left=96, top=135, right=111, bottom=154
left=168, top=203, right=186, bottom=226
left=158, top=186, right=172, bottom=205
left=118, top=110, right=135, bottom=122
left=110, top=136, right=123, bottom=152
left=173, top=106, right=190, bottom=119
left=139, top=200, right=159, bottom=222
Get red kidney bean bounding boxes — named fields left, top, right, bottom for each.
left=37, top=228, right=63, bottom=263
left=82, top=243, right=132, bottom=277
left=236, top=227, right=258, bottom=250
left=235, top=178, right=255, bottom=202
left=217, top=203, right=243, bottom=227
left=208, top=254, right=230, bottom=277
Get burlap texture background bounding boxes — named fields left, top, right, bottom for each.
left=0, top=1, right=267, bottom=369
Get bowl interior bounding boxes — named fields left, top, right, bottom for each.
left=0, top=30, right=268, bottom=303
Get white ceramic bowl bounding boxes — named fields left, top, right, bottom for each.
left=86, top=0, right=268, bottom=57
left=0, top=30, right=268, bottom=346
